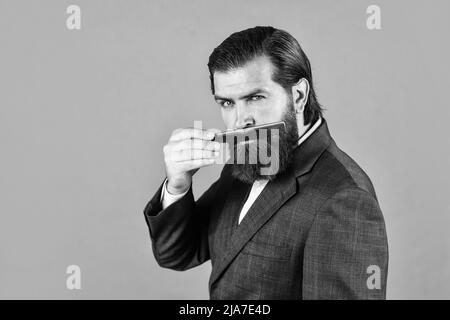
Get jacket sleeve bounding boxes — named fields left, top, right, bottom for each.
left=143, top=172, right=225, bottom=271
left=302, top=187, right=389, bottom=299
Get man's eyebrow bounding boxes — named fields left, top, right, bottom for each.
left=214, top=89, right=269, bottom=101
left=214, top=94, right=231, bottom=101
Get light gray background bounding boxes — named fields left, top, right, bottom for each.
left=0, top=0, right=449, bottom=299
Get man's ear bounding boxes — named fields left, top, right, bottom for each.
left=291, top=78, right=310, bottom=113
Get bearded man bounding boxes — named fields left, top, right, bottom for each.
left=143, top=26, right=388, bottom=300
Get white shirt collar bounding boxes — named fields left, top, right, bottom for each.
left=297, top=116, right=322, bottom=146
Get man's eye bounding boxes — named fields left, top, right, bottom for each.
left=221, top=101, right=233, bottom=108
left=249, top=95, right=264, bottom=101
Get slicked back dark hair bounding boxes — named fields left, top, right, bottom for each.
left=208, top=26, right=323, bottom=125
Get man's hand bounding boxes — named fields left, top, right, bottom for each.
left=163, top=127, right=221, bottom=195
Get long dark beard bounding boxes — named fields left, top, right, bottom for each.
left=230, top=103, right=299, bottom=184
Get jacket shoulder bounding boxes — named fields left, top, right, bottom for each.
left=311, top=141, right=379, bottom=201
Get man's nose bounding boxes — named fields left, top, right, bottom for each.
left=235, top=104, right=255, bottom=129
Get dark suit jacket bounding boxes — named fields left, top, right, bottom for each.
left=143, top=119, right=388, bottom=299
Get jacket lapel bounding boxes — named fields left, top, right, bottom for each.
left=210, top=178, right=251, bottom=256
left=209, top=118, right=333, bottom=288
left=209, top=171, right=297, bottom=288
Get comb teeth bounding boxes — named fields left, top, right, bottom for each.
left=213, top=121, right=286, bottom=142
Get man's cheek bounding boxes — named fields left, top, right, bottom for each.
left=258, top=103, right=285, bottom=123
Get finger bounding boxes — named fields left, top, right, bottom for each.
left=206, top=128, right=222, bottom=134
left=170, top=128, right=215, bottom=142
left=172, top=139, right=221, bottom=152
left=179, top=158, right=216, bottom=171
left=173, top=149, right=219, bottom=162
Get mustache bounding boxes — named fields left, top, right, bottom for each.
left=231, top=127, right=283, bottom=164
left=230, top=109, right=299, bottom=183
left=213, top=121, right=286, bottom=143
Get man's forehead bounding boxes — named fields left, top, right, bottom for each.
left=213, top=56, right=276, bottom=97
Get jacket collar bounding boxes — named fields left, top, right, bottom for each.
left=292, top=117, right=333, bottom=178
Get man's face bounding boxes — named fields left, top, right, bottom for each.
left=212, top=55, right=299, bottom=183
left=213, top=55, right=290, bottom=129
